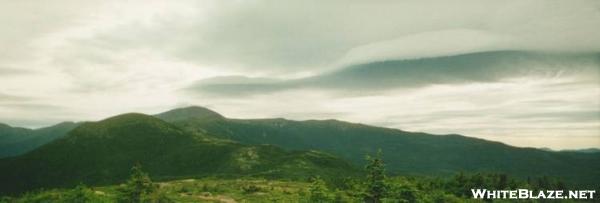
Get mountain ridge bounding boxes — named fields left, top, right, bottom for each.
left=153, top=106, right=600, bottom=186
left=0, top=121, right=79, bottom=158
left=0, top=112, right=356, bottom=195
left=1, top=106, right=598, bottom=193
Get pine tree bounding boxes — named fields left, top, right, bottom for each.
left=365, top=150, right=386, bottom=203
left=116, top=164, right=157, bottom=203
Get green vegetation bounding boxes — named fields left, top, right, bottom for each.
left=157, top=106, right=600, bottom=186
left=308, top=177, right=332, bottom=202
left=115, top=164, right=165, bottom=203
left=0, top=122, right=79, bottom=158
left=3, top=156, right=594, bottom=202
left=0, top=106, right=598, bottom=202
left=63, top=184, right=96, bottom=203
left=0, top=113, right=356, bottom=195
left=364, top=151, right=386, bottom=203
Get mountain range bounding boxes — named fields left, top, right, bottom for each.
left=155, top=107, right=600, bottom=186
left=0, top=106, right=598, bottom=195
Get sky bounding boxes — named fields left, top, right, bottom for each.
left=0, top=0, right=599, bottom=149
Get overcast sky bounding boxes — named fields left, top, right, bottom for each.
left=1, top=0, right=599, bottom=149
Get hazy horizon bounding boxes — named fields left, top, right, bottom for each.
left=1, top=0, right=599, bottom=150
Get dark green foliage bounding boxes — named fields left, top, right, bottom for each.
left=114, top=164, right=174, bottom=203
left=4, top=174, right=592, bottom=203
left=0, top=185, right=103, bottom=203
left=424, top=172, right=577, bottom=201
left=0, top=196, right=11, bottom=202
left=377, top=173, right=584, bottom=202
left=387, top=181, right=418, bottom=203
left=0, top=122, right=79, bottom=158
left=0, top=113, right=356, bottom=195
left=116, top=164, right=157, bottom=203
left=365, top=150, right=386, bottom=203
left=156, top=106, right=600, bottom=186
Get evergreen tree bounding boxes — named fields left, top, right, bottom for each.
left=365, top=150, right=386, bottom=203
left=450, top=172, right=470, bottom=197
left=308, top=176, right=332, bottom=202
left=496, top=173, right=508, bottom=189
left=116, top=164, right=157, bottom=203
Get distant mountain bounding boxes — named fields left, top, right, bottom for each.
left=0, top=113, right=356, bottom=194
left=156, top=106, right=600, bottom=186
left=0, top=122, right=79, bottom=158
left=561, top=148, right=600, bottom=154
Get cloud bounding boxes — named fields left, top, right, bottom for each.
left=186, top=51, right=600, bottom=97
left=0, top=0, right=598, bottom=149
left=17, top=0, right=597, bottom=76
left=334, top=29, right=513, bottom=67
left=0, top=93, right=29, bottom=103
left=174, top=0, right=600, bottom=74
left=0, top=67, right=34, bottom=75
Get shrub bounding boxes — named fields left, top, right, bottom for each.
left=63, top=183, right=94, bottom=203
left=242, top=185, right=262, bottom=194
left=309, top=177, right=332, bottom=202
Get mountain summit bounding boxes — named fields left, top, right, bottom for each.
left=155, top=106, right=225, bottom=122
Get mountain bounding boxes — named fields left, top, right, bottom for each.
left=156, top=106, right=600, bottom=186
left=0, top=122, right=79, bottom=158
left=155, top=106, right=225, bottom=122
left=0, top=113, right=356, bottom=195
left=1, top=106, right=598, bottom=194
left=561, top=148, right=600, bottom=154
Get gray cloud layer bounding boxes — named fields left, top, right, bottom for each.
left=186, top=51, right=600, bottom=97
left=0, top=0, right=598, bottom=149
left=17, top=0, right=598, bottom=76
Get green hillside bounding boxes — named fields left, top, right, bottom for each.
left=156, top=106, right=600, bottom=186
left=0, top=113, right=356, bottom=195
left=1, top=106, right=597, bottom=196
left=0, top=122, right=79, bottom=158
